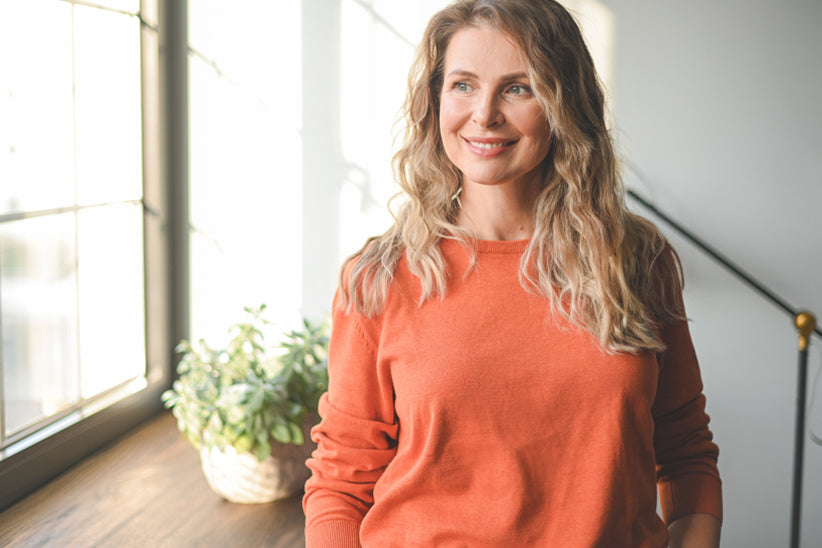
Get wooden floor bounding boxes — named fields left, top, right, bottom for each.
left=0, top=413, right=306, bottom=547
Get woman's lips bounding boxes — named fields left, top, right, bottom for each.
left=463, top=137, right=516, bottom=156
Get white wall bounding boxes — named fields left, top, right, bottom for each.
left=598, top=1, right=822, bottom=546
left=299, top=0, right=452, bottom=319
left=188, top=1, right=305, bottom=343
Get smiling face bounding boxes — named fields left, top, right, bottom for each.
left=438, top=23, right=552, bottom=192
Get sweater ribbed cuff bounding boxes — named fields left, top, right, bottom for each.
left=659, top=473, right=723, bottom=525
left=305, top=519, right=361, bottom=548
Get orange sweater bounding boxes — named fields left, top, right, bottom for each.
left=304, top=238, right=722, bottom=547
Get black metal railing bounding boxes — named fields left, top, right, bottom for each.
left=626, top=188, right=820, bottom=548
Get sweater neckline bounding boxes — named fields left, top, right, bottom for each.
left=442, top=236, right=531, bottom=254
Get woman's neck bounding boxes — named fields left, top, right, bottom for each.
left=455, top=180, right=539, bottom=241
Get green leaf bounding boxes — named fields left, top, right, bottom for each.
left=254, top=438, right=271, bottom=462
left=287, top=421, right=304, bottom=445
left=209, top=411, right=224, bottom=432
left=255, top=423, right=269, bottom=445
left=271, top=421, right=291, bottom=444
left=233, top=433, right=254, bottom=454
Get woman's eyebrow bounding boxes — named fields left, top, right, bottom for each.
left=444, top=68, right=478, bottom=79
left=500, top=72, right=529, bottom=82
left=444, top=69, right=529, bottom=81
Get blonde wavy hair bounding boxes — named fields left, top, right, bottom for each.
left=339, top=0, right=683, bottom=353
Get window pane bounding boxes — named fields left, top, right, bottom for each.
left=91, top=0, right=140, bottom=13
left=1, top=214, right=79, bottom=437
left=0, top=0, right=74, bottom=215
left=74, top=6, right=143, bottom=206
left=77, top=203, right=145, bottom=398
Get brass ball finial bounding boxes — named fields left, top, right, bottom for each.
left=795, top=311, right=817, bottom=351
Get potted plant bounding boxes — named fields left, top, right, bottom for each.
left=161, top=305, right=329, bottom=503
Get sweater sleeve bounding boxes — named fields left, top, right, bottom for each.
left=652, top=309, right=723, bottom=525
left=302, top=293, right=398, bottom=547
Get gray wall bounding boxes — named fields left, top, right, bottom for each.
left=598, top=1, right=822, bottom=546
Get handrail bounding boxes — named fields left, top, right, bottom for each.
left=626, top=189, right=822, bottom=339
left=625, top=186, right=819, bottom=548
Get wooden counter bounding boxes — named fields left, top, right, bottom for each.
left=0, top=413, right=306, bottom=547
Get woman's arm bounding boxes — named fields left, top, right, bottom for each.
left=652, top=255, right=723, bottom=529
left=303, top=293, right=398, bottom=547
left=668, top=513, right=721, bottom=548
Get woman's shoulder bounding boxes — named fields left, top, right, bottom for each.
left=622, top=214, right=685, bottom=319
left=624, top=213, right=678, bottom=269
left=335, top=234, right=414, bottom=317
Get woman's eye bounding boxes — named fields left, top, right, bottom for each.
left=508, top=84, right=531, bottom=95
left=454, top=81, right=471, bottom=92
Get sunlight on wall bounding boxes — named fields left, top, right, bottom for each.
left=188, top=1, right=303, bottom=345
left=564, top=0, right=615, bottom=106
left=337, top=1, right=451, bottom=260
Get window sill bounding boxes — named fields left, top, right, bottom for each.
left=0, top=412, right=306, bottom=547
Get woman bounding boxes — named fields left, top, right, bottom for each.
left=303, top=1, right=722, bottom=546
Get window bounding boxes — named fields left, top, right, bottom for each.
left=0, top=0, right=173, bottom=510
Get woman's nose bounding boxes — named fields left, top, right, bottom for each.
left=471, top=92, right=504, bottom=128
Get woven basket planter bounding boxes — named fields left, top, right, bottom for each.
left=199, top=423, right=316, bottom=504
